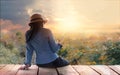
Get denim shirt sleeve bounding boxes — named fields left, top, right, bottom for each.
left=48, top=30, right=61, bottom=53
left=24, top=43, right=34, bottom=65
left=24, top=31, right=34, bottom=65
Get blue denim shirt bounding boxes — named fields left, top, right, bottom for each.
left=24, top=28, right=60, bottom=65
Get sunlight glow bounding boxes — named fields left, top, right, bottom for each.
left=27, top=0, right=120, bottom=33
left=54, top=16, right=82, bottom=32
left=50, top=0, right=84, bottom=33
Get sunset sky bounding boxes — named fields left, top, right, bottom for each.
left=0, top=0, right=120, bottom=33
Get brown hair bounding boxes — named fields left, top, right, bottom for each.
left=26, top=21, right=43, bottom=43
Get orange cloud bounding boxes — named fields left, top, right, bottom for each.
left=0, top=19, right=27, bottom=34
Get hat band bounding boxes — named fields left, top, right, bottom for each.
left=31, top=18, right=43, bottom=21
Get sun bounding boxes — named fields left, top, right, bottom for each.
left=54, top=16, right=82, bottom=33
left=44, top=0, right=90, bottom=33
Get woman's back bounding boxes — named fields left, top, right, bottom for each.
left=25, top=28, right=60, bottom=64
left=21, top=14, right=69, bottom=69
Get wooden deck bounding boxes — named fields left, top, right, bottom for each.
left=0, top=65, right=120, bottom=75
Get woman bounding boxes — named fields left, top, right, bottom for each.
left=20, top=14, right=69, bottom=70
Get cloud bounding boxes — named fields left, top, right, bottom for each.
left=0, top=0, right=120, bottom=33
left=26, top=8, right=33, bottom=16
left=0, top=0, right=33, bottom=24
left=0, top=19, right=27, bottom=34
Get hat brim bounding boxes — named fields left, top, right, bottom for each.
left=29, top=19, right=47, bottom=24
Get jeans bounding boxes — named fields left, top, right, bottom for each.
left=37, top=57, right=69, bottom=68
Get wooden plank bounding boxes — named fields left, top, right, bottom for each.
left=0, top=65, right=119, bottom=75
left=0, top=64, right=6, bottom=67
left=38, top=67, right=58, bottom=75
left=7, top=65, right=21, bottom=75
left=0, top=64, right=6, bottom=70
left=4, top=65, right=21, bottom=75
left=16, top=65, right=38, bottom=75
left=57, top=65, right=79, bottom=75
left=73, top=65, right=99, bottom=75
left=90, top=65, right=118, bottom=75
left=115, top=65, right=120, bottom=70
left=109, top=65, right=120, bottom=74
left=0, top=65, right=15, bottom=75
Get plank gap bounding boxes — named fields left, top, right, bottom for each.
left=37, top=66, right=39, bottom=75
left=72, top=66, right=81, bottom=75
left=55, top=68, right=60, bottom=75
left=108, top=65, right=120, bottom=75
left=89, top=66, right=101, bottom=75
left=73, top=65, right=100, bottom=75
left=57, top=65, right=79, bottom=75
left=90, top=65, right=118, bottom=75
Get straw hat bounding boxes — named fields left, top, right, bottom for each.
left=29, top=14, right=47, bottom=25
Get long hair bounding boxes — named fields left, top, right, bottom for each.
left=26, top=21, right=43, bottom=43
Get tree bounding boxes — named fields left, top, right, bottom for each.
left=105, top=41, right=120, bottom=64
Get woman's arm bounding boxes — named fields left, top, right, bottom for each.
left=24, top=43, right=34, bottom=66
left=20, top=41, right=34, bottom=70
left=19, top=31, right=34, bottom=70
left=24, top=32, right=34, bottom=66
left=48, top=29, right=62, bottom=53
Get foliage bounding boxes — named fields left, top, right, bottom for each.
left=0, top=31, right=120, bottom=65
left=105, top=41, right=120, bottom=64
left=0, top=44, right=24, bottom=64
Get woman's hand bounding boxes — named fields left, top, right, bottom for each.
left=19, top=64, right=30, bottom=70
left=58, top=43, right=63, bottom=49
